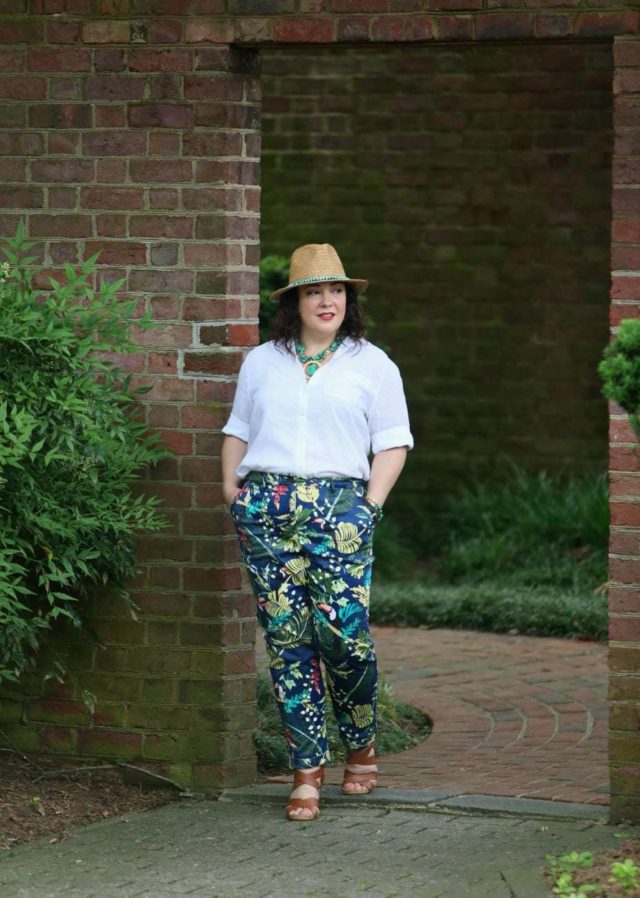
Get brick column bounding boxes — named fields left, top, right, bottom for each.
left=609, top=35, right=640, bottom=825
left=0, top=22, right=261, bottom=793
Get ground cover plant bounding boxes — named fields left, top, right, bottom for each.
left=369, top=458, right=609, bottom=641
left=0, top=227, right=171, bottom=687
left=543, top=839, right=640, bottom=897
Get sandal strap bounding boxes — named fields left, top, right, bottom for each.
left=346, top=744, right=376, bottom=765
left=292, top=767, right=324, bottom=789
left=343, top=769, right=378, bottom=783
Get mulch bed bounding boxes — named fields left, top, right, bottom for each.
left=0, top=750, right=179, bottom=851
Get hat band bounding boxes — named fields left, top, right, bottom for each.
left=287, top=274, right=351, bottom=289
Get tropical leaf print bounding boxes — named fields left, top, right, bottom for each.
left=352, top=585, right=369, bottom=607
left=297, top=483, right=320, bottom=504
left=333, top=522, right=362, bottom=554
left=351, top=704, right=374, bottom=729
left=283, top=556, right=309, bottom=585
left=263, top=583, right=293, bottom=617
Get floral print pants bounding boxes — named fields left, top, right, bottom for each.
left=230, top=471, right=380, bottom=770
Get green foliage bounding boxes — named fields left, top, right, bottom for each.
left=545, top=848, right=640, bottom=897
left=609, top=858, right=640, bottom=893
left=258, top=254, right=288, bottom=343
left=370, top=459, right=609, bottom=640
left=434, top=458, right=608, bottom=591
left=370, top=579, right=608, bottom=641
left=253, top=667, right=430, bottom=774
left=0, top=225, right=172, bottom=685
left=599, top=317, right=640, bottom=438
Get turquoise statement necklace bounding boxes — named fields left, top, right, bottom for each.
left=295, top=335, right=344, bottom=378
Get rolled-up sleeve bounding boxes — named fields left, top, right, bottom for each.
left=221, top=357, right=251, bottom=442
left=368, top=358, right=414, bottom=454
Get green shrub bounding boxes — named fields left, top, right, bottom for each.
left=599, top=316, right=640, bottom=438
left=0, top=226, right=171, bottom=685
left=258, top=254, right=288, bottom=344
left=370, top=579, right=608, bottom=641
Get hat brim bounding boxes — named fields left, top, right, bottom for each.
left=268, top=277, right=368, bottom=302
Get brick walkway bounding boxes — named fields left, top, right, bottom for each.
left=258, top=626, right=609, bottom=805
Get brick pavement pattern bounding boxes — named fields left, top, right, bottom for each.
left=259, top=626, right=609, bottom=804
left=0, top=798, right=629, bottom=898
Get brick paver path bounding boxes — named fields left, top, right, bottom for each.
left=259, top=626, right=609, bottom=804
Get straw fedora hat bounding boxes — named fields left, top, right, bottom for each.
left=268, top=243, right=368, bottom=301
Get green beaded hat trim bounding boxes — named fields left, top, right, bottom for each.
left=288, top=274, right=350, bottom=288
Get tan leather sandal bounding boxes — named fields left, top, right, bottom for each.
left=342, top=743, right=378, bottom=795
left=285, top=766, right=325, bottom=821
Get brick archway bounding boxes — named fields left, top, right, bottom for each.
left=0, top=6, right=638, bottom=822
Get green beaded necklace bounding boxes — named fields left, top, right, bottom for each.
left=295, top=335, right=345, bottom=378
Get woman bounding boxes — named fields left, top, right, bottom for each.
left=221, top=243, right=414, bottom=821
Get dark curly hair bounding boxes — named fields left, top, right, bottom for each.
left=268, top=282, right=366, bottom=355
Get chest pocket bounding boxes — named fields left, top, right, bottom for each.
left=324, top=372, right=371, bottom=410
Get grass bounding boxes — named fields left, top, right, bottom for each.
left=254, top=668, right=431, bottom=775
left=370, top=459, right=609, bottom=642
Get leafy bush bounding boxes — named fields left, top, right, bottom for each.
left=258, top=254, right=288, bottom=344
left=599, top=317, right=640, bottom=438
left=0, top=226, right=171, bottom=685
left=370, top=579, right=608, bottom=641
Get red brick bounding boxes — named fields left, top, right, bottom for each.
left=96, top=159, right=127, bottom=183
left=181, top=404, right=228, bottom=429
left=613, top=189, right=640, bottom=217
left=534, top=14, right=572, bottom=39
left=611, top=502, right=640, bottom=527
left=30, top=214, right=92, bottom=237
left=476, top=13, right=534, bottom=39
left=128, top=48, right=192, bottom=72
left=129, top=215, right=193, bottom=239
left=31, top=159, right=93, bottom=183
left=82, top=132, right=146, bottom=157
left=84, top=74, right=145, bottom=101
left=148, top=351, right=179, bottom=374
left=610, top=616, right=640, bottom=642
left=612, top=245, right=640, bottom=269
left=82, top=21, right=132, bottom=43
left=183, top=351, right=243, bottom=376
left=129, top=159, right=192, bottom=183
left=612, top=275, right=640, bottom=301
left=94, top=48, right=126, bottom=72
left=272, top=17, right=335, bottom=42
left=371, top=14, right=434, bottom=40
left=82, top=186, right=144, bottom=211
left=336, top=16, right=371, bottom=40
left=613, top=219, right=640, bottom=244
left=185, top=19, right=235, bottom=43
left=615, top=70, right=640, bottom=97
left=615, top=40, right=640, bottom=69
left=0, top=186, right=43, bottom=208
left=129, top=103, right=194, bottom=128
left=610, top=556, right=640, bottom=585
left=331, top=0, right=387, bottom=10
left=183, top=74, right=243, bottom=101
left=47, top=21, right=81, bottom=44
left=183, top=132, right=243, bottom=158
left=576, top=12, right=640, bottom=38
left=85, top=241, right=147, bottom=265
left=149, top=188, right=180, bottom=210
left=27, top=48, right=91, bottom=72
left=227, top=323, right=259, bottom=346
left=608, top=584, right=640, bottom=613
left=437, top=15, right=474, bottom=39
left=0, top=49, right=24, bottom=72
left=0, top=21, right=44, bottom=44
left=0, top=75, right=46, bottom=99
left=48, top=132, right=80, bottom=155
left=77, top=729, right=143, bottom=758
left=611, top=474, right=640, bottom=499
left=149, top=132, right=181, bottom=156
left=149, top=20, right=184, bottom=44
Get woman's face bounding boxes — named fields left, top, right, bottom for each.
left=297, top=281, right=347, bottom=341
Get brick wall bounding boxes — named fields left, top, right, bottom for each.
left=261, top=41, right=612, bottom=512
left=608, top=35, right=640, bottom=826
left=0, top=28, right=262, bottom=794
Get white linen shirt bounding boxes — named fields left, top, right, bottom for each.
left=221, top=336, right=414, bottom=480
